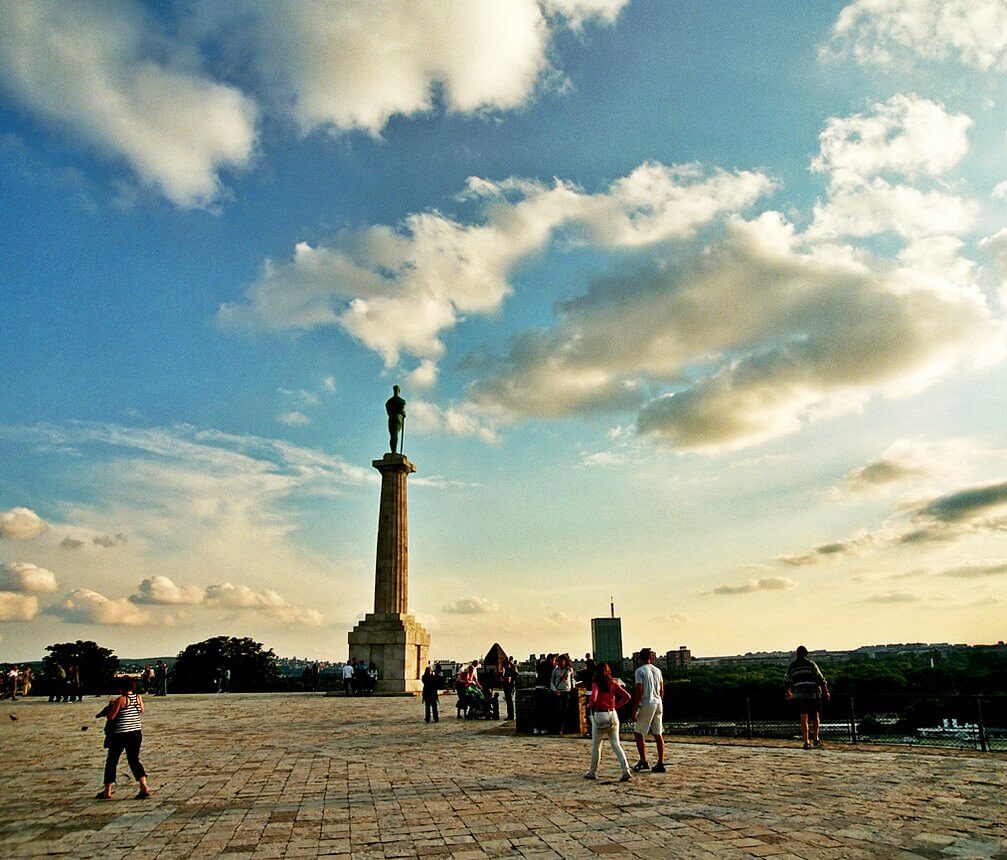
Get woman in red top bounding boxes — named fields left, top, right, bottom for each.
left=585, top=662, right=632, bottom=782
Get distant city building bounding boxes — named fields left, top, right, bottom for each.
left=666, top=646, right=692, bottom=669
left=591, top=616, right=623, bottom=669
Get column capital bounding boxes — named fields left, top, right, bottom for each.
left=372, top=453, right=417, bottom=474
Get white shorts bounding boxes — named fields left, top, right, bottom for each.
left=635, top=701, right=663, bottom=735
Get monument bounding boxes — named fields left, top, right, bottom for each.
left=347, top=386, right=430, bottom=693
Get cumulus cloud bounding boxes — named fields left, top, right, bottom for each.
left=474, top=211, right=1003, bottom=451
left=808, top=96, right=975, bottom=240
left=218, top=0, right=626, bottom=137
left=811, top=94, right=971, bottom=180
left=0, top=507, right=47, bottom=540
left=409, top=400, right=501, bottom=444
left=0, top=592, right=38, bottom=622
left=54, top=588, right=150, bottom=626
left=442, top=596, right=498, bottom=614
left=829, top=0, right=1007, bottom=71
left=0, top=0, right=257, bottom=207
left=127, top=575, right=322, bottom=624
left=218, top=163, right=773, bottom=371
left=130, top=575, right=205, bottom=606
left=204, top=582, right=323, bottom=625
left=711, top=577, right=797, bottom=595
left=0, top=562, right=58, bottom=594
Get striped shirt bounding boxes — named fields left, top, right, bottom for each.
left=784, top=658, right=826, bottom=700
left=112, top=692, right=142, bottom=734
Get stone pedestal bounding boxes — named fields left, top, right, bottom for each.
left=348, top=612, right=430, bottom=694
left=347, top=452, right=430, bottom=694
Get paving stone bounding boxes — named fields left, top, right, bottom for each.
left=0, top=693, right=1004, bottom=858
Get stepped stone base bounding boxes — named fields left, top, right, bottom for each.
left=348, top=612, right=430, bottom=694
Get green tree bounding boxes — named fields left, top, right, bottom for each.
left=43, top=640, right=119, bottom=696
left=171, top=636, right=279, bottom=693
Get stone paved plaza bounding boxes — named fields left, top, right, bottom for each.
left=0, top=693, right=1004, bottom=859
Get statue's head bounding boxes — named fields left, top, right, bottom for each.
left=393, top=384, right=400, bottom=394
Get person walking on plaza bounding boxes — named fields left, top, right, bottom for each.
left=584, top=661, right=632, bottom=782
left=96, top=677, right=151, bottom=800
left=422, top=664, right=440, bottom=723
left=342, top=661, right=354, bottom=696
left=785, top=645, right=830, bottom=749
left=21, top=666, right=32, bottom=698
left=501, top=657, right=518, bottom=721
left=66, top=663, right=82, bottom=702
left=631, top=648, right=666, bottom=773
left=550, top=654, right=575, bottom=735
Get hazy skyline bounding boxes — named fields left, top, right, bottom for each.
left=2, top=1, right=1006, bottom=663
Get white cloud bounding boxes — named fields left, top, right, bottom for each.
left=712, top=577, right=797, bottom=595
left=0, top=0, right=257, bottom=208
left=204, top=582, right=323, bottom=625
left=127, top=575, right=322, bottom=625
left=277, top=410, right=311, bottom=427
left=409, top=400, right=501, bottom=445
left=473, top=212, right=1004, bottom=451
left=0, top=592, right=39, bottom=621
left=0, top=562, right=58, bottom=594
left=541, top=0, right=628, bottom=27
left=811, top=95, right=971, bottom=180
left=808, top=96, right=975, bottom=241
left=220, top=0, right=625, bottom=138
left=321, top=376, right=337, bottom=393
left=829, top=0, right=1007, bottom=71
left=839, top=438, right=994, bottom=494
left=218, top=163, right=773, bottom=371
left=809, top=178, right=976, bottom=240
left=130, top=575, right=205, bottom=606
left=54, top=588, right=150, bottom=626
left=442, top=596, right=498, bottom=614
left=0, top=507, right=47, bottom=540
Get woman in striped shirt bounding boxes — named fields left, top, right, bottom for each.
left=97, top=676, right=151, bottom=800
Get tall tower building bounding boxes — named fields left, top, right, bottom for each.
left=591, top=600, right=623, bottom=671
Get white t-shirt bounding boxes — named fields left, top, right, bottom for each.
left=634, top=663, right=663, bottom=705
left=342, top=664, right=354, bottom=680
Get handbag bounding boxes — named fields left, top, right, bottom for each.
left=592, top=710, right=615, bottom=730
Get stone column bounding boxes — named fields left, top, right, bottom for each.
left=372, top=453, right=415, bottom=615
left=347, top=452, right=430, bottom=694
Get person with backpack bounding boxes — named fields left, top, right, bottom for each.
left=584, top=662, right=632, bottom=782
left=96, top=676, right=151, bottom=800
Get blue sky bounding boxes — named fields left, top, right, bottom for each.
left=1, top=0, right=1006, bottom=662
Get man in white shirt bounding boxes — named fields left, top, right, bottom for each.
left=631, top=648, right=666, bottom=773
left=342, top=662, right=354, bottom=696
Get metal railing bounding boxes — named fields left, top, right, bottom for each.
left=625, top=692, right=1005, bottom=752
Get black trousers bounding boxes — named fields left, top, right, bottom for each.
left=104, top=730, right=146, bottom=785
left=503, top=685, right=514, bottom=719
left=424, top=698, right=439, bottom=722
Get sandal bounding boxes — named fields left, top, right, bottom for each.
left=94, top=791, right=112, bottom=800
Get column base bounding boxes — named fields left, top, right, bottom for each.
left=347, top=612, right=430, bottom=694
